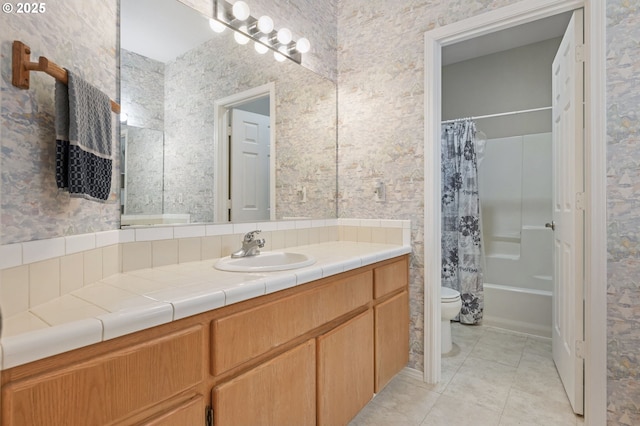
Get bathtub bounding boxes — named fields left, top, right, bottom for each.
left=482, top=226, right=553, bottom=338
left=483, top=283, right=552, bottom=337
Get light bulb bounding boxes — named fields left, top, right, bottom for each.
left=257, top=15, right=273, bottom=34
left=277, top=28, right=292, bottom=44
left=254, top=37, right=268, bottom=54
left=295, top=37, right=310, bottom=53
left=234, top=26, right=250, bottom=45
left=232, top=1, right=250, bottom=20
left=209, top=18, right=226, bottom=33
left=274, top=47, right=286, bottom=62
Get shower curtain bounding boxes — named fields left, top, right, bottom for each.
left=441, top=120, right=484, bottom=324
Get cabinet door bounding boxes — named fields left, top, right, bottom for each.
left=375, top=291, right=409, bottom=392
left=140, top=395, right=205, bottom=426
left=317, top=310, right=374, bottom=426
left=213, top=340, right=316, bottom=426
left=2, top=325, right=204, bottom=426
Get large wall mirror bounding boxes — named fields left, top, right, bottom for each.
left=120, top=0, right=337, bottom=226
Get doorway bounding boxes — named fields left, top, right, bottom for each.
left=214, top=83, right=276, bottom=223
left=423, top=0, right=607, bottom=424
left=440, top=8, right=584, bottom=414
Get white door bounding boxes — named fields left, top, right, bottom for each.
left=551, top=8, right=584, bottom=415
left=230, top=109, right=270, bottom=222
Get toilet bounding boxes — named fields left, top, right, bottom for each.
left=441, top=286, right=462, bottom=354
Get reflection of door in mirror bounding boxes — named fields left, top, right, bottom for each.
left=215, top=84, right=276, bottom=223
left=229, top=101, right=270, bottom=222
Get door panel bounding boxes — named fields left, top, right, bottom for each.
left=551, top=8, right=584, bottom=415
left=231, top=109, right=270, bottom=222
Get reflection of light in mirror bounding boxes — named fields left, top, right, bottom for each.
left=232, top=0, right=250, bottom=20
left=296, top=37, right=310, bottom=53
left=234, top=26, right=250, bottom=45
left=277, top=28, right=292, bottom=44
left=215, top=0, right=308, bottom=64
left=255, top=37, right=269, bottom=54
left=120, top=112, right=128, bottom=123
left=209, top=18, right=226, bottom=33
left=257, top=15, right=273, bottom=34
left=274, top=46, right=287, bottom=62
left=274, top=51, right=286, bottom=62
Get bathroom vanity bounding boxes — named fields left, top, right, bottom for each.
left=0, top=254, right=409, bottom=425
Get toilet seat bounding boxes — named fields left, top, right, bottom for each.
left=441, top=286, right=460, bottom=301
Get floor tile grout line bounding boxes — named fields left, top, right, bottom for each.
left=352, top=323, right=580, bottom=426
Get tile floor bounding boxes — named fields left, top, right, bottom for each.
left=350, top=323, right=585, bottom=425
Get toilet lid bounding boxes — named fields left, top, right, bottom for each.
left=441, top=286, right=460, bottom=300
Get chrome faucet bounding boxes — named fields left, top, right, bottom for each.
left=231, top=230, right=265, bottom=258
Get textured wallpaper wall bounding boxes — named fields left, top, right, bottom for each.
left=122, top=126, right=164, bottom=215
left=0, top=0, right=119, bottom=245
left=605, top=1, right=640, bottom=423
left=120, top=49, right=164, bottom=130
left=120, top=49, right=165, bottom=215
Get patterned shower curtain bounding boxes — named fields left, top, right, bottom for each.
left=441, top=120, right=483, bottom=324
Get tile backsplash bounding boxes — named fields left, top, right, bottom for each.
left=0, top=219, right=410, bottom=319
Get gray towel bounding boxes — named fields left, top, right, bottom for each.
left=55, top=70, right=113, bottom=201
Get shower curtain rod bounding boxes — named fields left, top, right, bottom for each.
left=441, top=106, right=552, bottom=124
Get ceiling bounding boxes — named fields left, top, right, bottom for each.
left=121, top=0, right=216, bottom=63
left=442, top=11, right=573, bottom=65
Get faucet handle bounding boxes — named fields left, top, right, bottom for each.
left=244, top=230, right=262, bottom=242
left=257, top=238, right=265, bottom=248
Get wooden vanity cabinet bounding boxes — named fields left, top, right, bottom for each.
left=0, top=255, right=409, bottom=426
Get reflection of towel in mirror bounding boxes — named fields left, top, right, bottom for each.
left=55, top=70, right=113, bottom=201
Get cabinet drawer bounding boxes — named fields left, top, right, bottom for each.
left=2, top=325, right=204, bottom=426
left=212, top=270, right=372, bottom=375
left=374, top=256, right=408, bottom=298
left=213, top=340, right=316, bottom=426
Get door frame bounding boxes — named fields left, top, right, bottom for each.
left=213, top=83, right=276, bottom=222
left=423, top=0, right=606, bottom=424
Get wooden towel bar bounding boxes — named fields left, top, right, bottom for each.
left=11, top=40, right=121, bottom=114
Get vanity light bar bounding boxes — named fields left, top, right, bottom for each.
left=214, top=0, right=304, bottom=64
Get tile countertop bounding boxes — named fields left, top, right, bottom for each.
left=0, top=241, right=411, bottom=370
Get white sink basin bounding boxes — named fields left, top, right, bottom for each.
left=214, top=251, right=316, bottom=272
